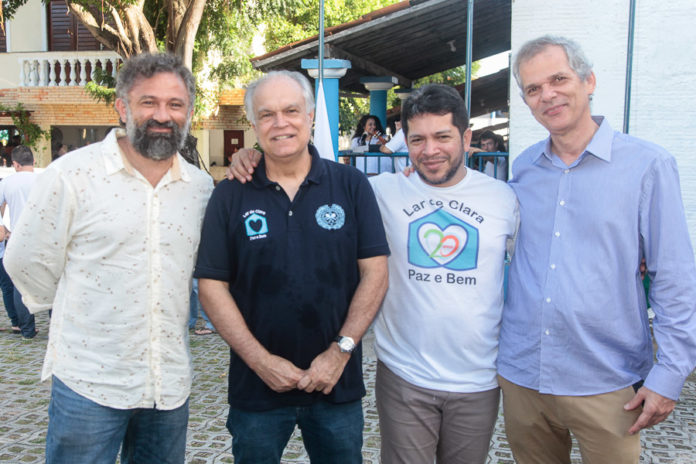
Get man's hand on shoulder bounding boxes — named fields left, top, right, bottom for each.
left=625, top=386, right=676, bottom=434
left=226, top=148, right=262, bottom=183
left=297, top=344, right=351, bottom=395
left=253, top=353, right=305, bottom=393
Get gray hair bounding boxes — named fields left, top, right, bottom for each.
left=115, top=53, right=196, bottom=111
left=11, top=145, right=34, bottom=166
left=244, top=70, right=315, bottom=125
left=513, top=35, right=593, bottom=90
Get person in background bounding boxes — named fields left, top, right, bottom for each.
left=350, top=115, right=391, bottom=174
left=0, top=145, right=38, bottom=339
left=380, top=117, right=408, bottom=171
left=0, top=176, right=17, bottom=334
left=350, top=114, right=387, bottom=151
left=469, top=130, right=508, bottom=181
left=189, top=278, right=216, bottom=335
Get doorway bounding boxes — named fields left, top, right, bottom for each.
left=223, top=130, right=245, bottom=166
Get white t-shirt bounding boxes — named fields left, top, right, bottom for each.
left=350, top=135, right=393, bottom=174
left=483, top=157, right=509, bottom=181
left=370, top=169, right=519, bottom=392
left=0, top=171, right=37, bottom=230
left=384, top=129, right=408, bottom=171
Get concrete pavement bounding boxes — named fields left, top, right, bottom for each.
left=1, top=313, right=695, bottom=463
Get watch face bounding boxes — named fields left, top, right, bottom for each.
left=338, top=337, right=355, bottom=352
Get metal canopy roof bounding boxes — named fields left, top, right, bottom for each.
left=251, top=0, right=511, bottom=95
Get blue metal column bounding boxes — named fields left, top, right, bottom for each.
left=302, top=59, right=351, bottom=156
left=360, top=76, right=398, bottom=129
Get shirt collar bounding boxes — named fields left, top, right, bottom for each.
left=250, top=144, right=326, bottom=188
left=101, top=128, right=189, bottom=182
left=536, top=116, right=613, bottom=164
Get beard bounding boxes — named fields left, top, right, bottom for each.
left=126, top=109, right=190, bottom=161
left=415, top=151, right=464, bottom=186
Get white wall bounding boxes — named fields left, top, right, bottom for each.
left=208, top=129, right=225, bottom=167
left=0, top=0, right=46, bottom=86
left=8, top=0, right=45, bottom=52
left=628, top=0, right=696, bottom=250
left=509, top=0, right=696, bottom=255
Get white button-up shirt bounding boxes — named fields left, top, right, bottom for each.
left=5, top=129, right=213, bottom=409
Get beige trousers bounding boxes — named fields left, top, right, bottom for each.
left=499, top=375, right=641, bottom=464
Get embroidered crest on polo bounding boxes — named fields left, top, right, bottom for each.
left=315, top=204, right=345, bottom=230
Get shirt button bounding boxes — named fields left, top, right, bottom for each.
left=275, top=185, right=281, bottom=191
left=550, top=264, right=556, bottom=270
left=554, top=231, right=560, bottom=237
left=564, top=169, right=570, bottom=174
left=546, top=297, right=551, bottom=303
left=545, top=329, right=550, bottom=335
left=288, top=211, right=293, bottom=217
left=559, top=200, right=566, bottom=206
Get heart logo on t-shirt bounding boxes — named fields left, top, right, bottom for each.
left=417, top=223, right=467, bottom=265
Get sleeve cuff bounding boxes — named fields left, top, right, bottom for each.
left=643, top=364, right=686, bottom=401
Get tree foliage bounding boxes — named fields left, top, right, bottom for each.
left=3, top=0, right=482, bottom=136
left=0, top=103, right=49, bottom=148
left=2, top=0, right=205, bottom=69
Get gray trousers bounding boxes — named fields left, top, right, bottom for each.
left=376, top=361, right=499, bottom=464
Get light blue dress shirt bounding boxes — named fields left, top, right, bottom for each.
left=498, top=116, right=696, bottom=400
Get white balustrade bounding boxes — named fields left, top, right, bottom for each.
left=69, top=58, right=78, bottom=86
left=17, top=52, right=121, bottom=87
left=48, top=59, right=57, bottom=87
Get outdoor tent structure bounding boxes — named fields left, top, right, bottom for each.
left=251, top=0, right=512, bottom=133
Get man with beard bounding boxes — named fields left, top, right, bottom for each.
left=4, top=53, right=213, bottom=463
left=227, top=84, right=519, bottom=463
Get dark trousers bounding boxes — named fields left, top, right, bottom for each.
left=0, top=257, right=17, bottom=327
left=14, top=288, right=36, bottom=338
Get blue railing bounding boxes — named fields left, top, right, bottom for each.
left=466, top=151, right=509, bottom=180
left=338, top=150, right=509, bottom=179
left=338, top=151, right=410, bottom=175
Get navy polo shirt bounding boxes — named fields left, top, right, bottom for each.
left=195, top=145, right=389, bottom=411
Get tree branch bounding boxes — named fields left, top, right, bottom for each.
left=66, top=2, right=126, bottom=56
left=173, top=0, right=207, bottom=69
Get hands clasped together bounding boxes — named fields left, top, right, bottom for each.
left=254, top=345, right=351, bottom=395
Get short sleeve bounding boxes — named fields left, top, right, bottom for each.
left=194, top=180, right=236, bottom=282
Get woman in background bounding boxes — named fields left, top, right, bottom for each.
left=350, top=114, right=387, bottom=150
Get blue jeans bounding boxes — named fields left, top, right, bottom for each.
left=226, top=400, right=363, bottom=464
left=0, top=257, right=17, bottom=327
left=14, top=288, right=35, bottom=338
left=188, top=278, right=214, bottom=330
left=46, top=376, right=189, bottom=464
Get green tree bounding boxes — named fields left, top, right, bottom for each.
left=2, top=0, right=206, bottom=69
left=263, top=0, right=396, bottom=51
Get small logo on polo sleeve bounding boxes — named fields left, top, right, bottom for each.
left=315, top=204, right=345, bottom=230
left=243, top=211, right=268, bottom=240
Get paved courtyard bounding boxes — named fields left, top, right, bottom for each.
left=1, top=313, right=695, bottom=463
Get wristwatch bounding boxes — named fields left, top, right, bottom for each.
left=335, top=335, right=356, bottom=354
